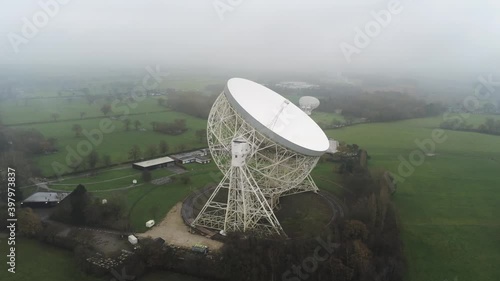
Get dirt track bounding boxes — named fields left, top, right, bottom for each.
left=138, top=202, right=223, bottom=250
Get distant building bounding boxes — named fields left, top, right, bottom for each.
left=275, top=81, right=319, bottom=89
left=21, top=192, right=70, bottom=208
left=132, top=156, right=175, bottom=171
left=171, top=149, right=211, bottom=165
left=195, top=155, right=211, bottom=164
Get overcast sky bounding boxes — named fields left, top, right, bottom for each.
left=1, top=0, right=499, bottom=77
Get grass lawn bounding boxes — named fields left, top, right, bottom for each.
left=127, top=162, right=220, bottom=232
left=322, top=116, right=500, bottom=281
left=49, top=168, right=140, bottom=191
left=0, top=238, right=101, bottom=281
left=6, top=90, right=500, bottom=281
left=0, top=238, right=210, bottom=281
left=48, top=167, right=174, bottom=192
left=125, top=114, right=500, bottom=280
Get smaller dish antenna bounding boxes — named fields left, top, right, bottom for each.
left=299, top=96, right=320, bottom=115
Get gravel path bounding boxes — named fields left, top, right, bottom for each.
left=138, top=202, right=223, bottom=251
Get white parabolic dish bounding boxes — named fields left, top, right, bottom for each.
left=224, top=78, right=329, bottom=156
left=299, top=96, right=320, bottom=108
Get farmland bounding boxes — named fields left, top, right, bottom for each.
left=0, top=238, right=208, bottom=281
left=324, top=116, right=500, bottom=281
left=4, top=89, right=500, bottom=281
left=12, top=109, right=207, bottom=176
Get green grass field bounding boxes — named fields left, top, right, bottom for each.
left=47, top=167, right=173, bottom=192
left=324, top=116, right=500, bottom=281
left=127, top=162, right=220, bottom=232
left=0, top=96, right=167, bottom=125
left=12, top=110, right=207, bottom=176
left=0, top=238, right=209, bottom=281
left=0, top=238, right=101, bottom=281
left=5, top=89, right=500, bottom=281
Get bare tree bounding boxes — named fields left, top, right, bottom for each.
left=123, top=119, right=131, bottom=131
left=102, top=154, right=112, bottom=167
left=146, top=144, right=158, bottom=158
left=159, top=140, right=169, bottom=155
left=128, top=145, right=142, bottom=161
left=134, top=120, right=142, bottom=131
left=72, top=124, right=83, bottom=137
left=51, top=113, right=60, bottom=121
left=100, top=104, right=112, bottom=116
left=87, top=150, right=99, bottom=171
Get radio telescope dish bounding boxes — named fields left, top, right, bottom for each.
left=299, top=96, right=320, bottom=115
left=192, top=78, right=331, bottom=237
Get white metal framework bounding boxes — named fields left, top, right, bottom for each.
left=192, top=81, right=327, bottom=236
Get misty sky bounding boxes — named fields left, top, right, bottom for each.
left=1, top=0, right=499, bottom=77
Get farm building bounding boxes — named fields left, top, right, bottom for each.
left=171, top=149, right=211, bottom=164
left=195, top=156, right=211, bottom=164
left=132, top=156, right=175, bottom=171
left=21, top=192, right=70, bottom=208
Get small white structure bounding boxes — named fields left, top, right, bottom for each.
left=101, top=199, right=107, bottom=204
left=128, top=235, right=138, bottom=245
left=132, top=179, right=137, bottom=184
left=146, top=220, right=155, bottom=228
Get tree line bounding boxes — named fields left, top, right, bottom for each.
left=211, top=146, right=405, bottom=281
left=2, top=144, right=406, bottom=281
left=318, top=91, right=444, bottom=122
left=0, top=125, right=51, bottom=201
left=151, top=119, right=188, bottom=135
left=50, top=184, right=129, bottom=230
left=440, top=117, right=500, bottom=135
left=164, top=91, right=217, bottom=119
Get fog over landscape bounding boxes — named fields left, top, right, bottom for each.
left=2, top=2, right=500, bottom=281
left=1, top=0, right=500, bottom=79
